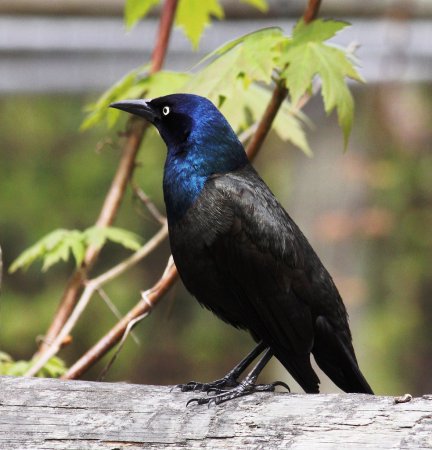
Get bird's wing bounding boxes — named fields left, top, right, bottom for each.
left=202, top=167, right=320, bottom=391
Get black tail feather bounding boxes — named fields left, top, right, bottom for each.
left=312, top=316, right=374, bottom=394
left=274, top=349, right=321, bottom=394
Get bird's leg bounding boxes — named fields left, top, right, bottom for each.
left=186, top=348, right=290, bottom=406
left=177, top=341, right=267, bottom=393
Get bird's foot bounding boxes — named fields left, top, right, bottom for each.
left=176, top=374, right=239, bottom=393
left=186, top=378, right=289, bottom=407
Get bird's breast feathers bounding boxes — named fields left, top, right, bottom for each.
left=169, top=165, right=305, bottom=269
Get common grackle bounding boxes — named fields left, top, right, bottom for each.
left=110, top=94, right=374, bottom=405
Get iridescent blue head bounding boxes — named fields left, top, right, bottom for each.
left=110, top=94, right=248, bottom=222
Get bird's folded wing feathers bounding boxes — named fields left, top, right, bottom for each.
left=204, top=169, right=315, bottom=357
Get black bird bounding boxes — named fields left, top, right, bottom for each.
left=110, top=94, right=374, bottom=405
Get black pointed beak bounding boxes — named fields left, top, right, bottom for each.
left=109, top=99, right=159, bottom=122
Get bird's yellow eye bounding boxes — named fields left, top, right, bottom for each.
left=162, top=106, right=170, bottom=116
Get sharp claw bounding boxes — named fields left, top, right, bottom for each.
left=186, top=397, right=200, bottom=407
left=176, top=381, right=206, bottom=392
left=273, top=381, right=290, bottom=392
left=176, top=376, right=240, bottom=395
left=183, top=376, right=289, bottom=407
left=207, top=387, right=224, bottom=395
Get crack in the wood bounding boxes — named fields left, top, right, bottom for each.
left=399, top=413, right=432, bottom=448
left=45, top=438, right=101, bottom=441
left=333, top=420, right=375, bottom=427
left=0, top=404, right=143, bottom=414
left=104, top=439, right=194, bottom=447
left=206, top=435, right=236, bottom=440
left=413, top=414, right=432, bottom=427
left=103, top=440, right=155, bottom=446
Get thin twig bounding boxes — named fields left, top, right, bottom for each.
left=303, top=0, right=322, bottom=24
left=98, top=224, right=168, bottom=286
left=62, top=257, right=178, bottom=380
left=293, top=78, right=322, bottom=113
left=151, top=0, right=178, bottom=73
left=238, top=122, right=258, bottom=145
left=246, top=83, right=288, bottom=161
left=97, top=287, right=140, bottom=345
left=97, top=311, right=149, bottom=381
left=24, top=224, right=168, bottom=377
left=36, top=0, right=179, bottom=356
left=132, top=183, right=166, bottom=225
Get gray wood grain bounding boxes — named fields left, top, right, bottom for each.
left=0, top=376, right=431, bottom=449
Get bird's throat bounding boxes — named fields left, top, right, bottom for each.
left=163, top=139, right=248, bottom=223
left=163, top=155, right=207, bottom=224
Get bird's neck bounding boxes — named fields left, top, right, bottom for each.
left=163, top=140, right=248, bottom=223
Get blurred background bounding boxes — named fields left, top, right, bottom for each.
left=0, top=0, right=431, bottom=396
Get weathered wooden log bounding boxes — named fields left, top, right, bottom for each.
left=0, top=376, right=431, bottom=449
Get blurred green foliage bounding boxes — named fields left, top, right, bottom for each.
left=0, top=351, right=66, bottom=378
left=357, top=85, right=432, bottom=395
left=280, top=19, right=363, bottom=147
left=10, top=226, right=142, bottom=273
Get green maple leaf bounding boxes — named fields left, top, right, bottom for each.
left=125, top=71, right=191, bottom=100
left=84, top=227, right=142, bottom=253
left=81, top=69, right=190, bottom=130
left=9, top=227, right=142, bottom=273
left=124, top=0, right=161, bottom=30
left=81, top=67, right=145, bottom=130
left=239, top=0, right=269, bottom=12
left=286, top=18, right=348, bottom=46
left=240, top=84, right=312, bottom=155
left=183, top=27, right=308, bottom=154
left=280, top=19, right=364, bottom=148
left=186, top=27, right=284, bottom=100
left=175, top=0, right=224, bottom=49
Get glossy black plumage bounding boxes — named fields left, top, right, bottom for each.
left=170, top=164, right=371, bottom=394
left=110, top=94, right=373, bottom=398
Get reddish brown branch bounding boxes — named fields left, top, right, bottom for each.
left=62, top=259, right=178, bottom=380
left=303, top=0, right=322, bottom=24
left=151, top=0, right=178, bottom=73
left=37, top=0, right=179, bottom=355
left=245, top=83, right=288, bottom=161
